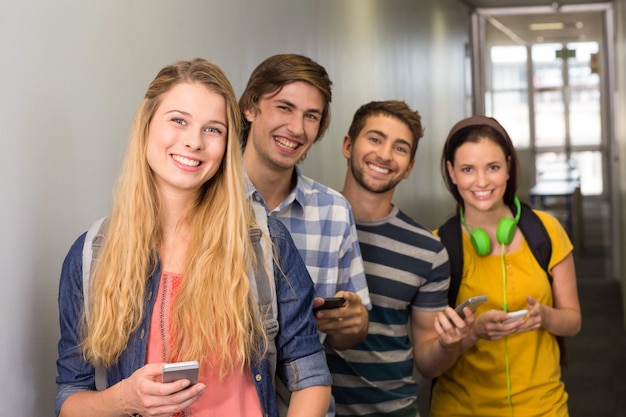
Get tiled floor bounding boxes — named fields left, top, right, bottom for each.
left=563, top=279, right=626, bottom=416
left=418, top=199, right=626, bottom=416
left=562, top=199, right=626, bottom=417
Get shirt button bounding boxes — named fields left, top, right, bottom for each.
left=140, top=329, right=145, bottom=339
left=255, top=374, right=262, bottom=382
left=147, top=291, right=153, bottom=300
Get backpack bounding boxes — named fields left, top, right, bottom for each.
left=437, top=202, right=567, bottom=367
left=81, top=201, right=279, bottom=389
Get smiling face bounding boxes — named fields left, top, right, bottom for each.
left=146, top=82, right=227, bottom=197
left=446, top=138, right=510, bottom=215
left=343, top=114, right=415, bottom=194
left=242, top=81, right=324, bottom=173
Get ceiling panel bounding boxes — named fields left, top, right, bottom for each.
left=460, top=0, right=609, bottom=46
left=486, top=11, right=604, bottom=45
left=464, top=0, right=608, bottom=7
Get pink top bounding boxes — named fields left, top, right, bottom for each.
left=146, top=271, right=262, bottom=417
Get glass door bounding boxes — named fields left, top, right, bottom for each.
left=532, top=41, right=603, bottom=196
left=471, top=3, right=621, bottom=280
left=484, top=39, right=604, bottom=197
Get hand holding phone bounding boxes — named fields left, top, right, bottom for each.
left=313, top=297, right=346, bottom=313
left=454, top=295, right=488, bottom=319
left=502, top=309, right=528, bottom=324
left=162, top=360, right=199, bottom=385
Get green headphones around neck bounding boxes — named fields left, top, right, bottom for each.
left=459, top=196, right=521, bottom=256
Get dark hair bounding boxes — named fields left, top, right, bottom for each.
left=347, top=100, right=424, bottom=160
left=239, top=54, right=332, bottom=147
left=441, top=116, right=519, bottom=208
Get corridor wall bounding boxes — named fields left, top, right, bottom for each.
left=0, top=0, right=470, bottom=414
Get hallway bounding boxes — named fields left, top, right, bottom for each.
left=561, top=199, right=626, bottom=416
left=564, top=279, right=626, bottom=416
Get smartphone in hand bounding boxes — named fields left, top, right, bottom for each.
left=502, top=309, right=528, bottom=324
left=162, top=360, right=199, bottom=385
left=454, top=295, right=488, bottom=319
left=313, top=297, right=346, bottom=313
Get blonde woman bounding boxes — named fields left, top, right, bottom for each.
left=55, top=58, right=331, bottom=417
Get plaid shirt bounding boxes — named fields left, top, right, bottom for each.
left=246, top=166, right=371, bottom=311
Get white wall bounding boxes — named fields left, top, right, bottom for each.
left=0, top=0, right=470, bottom=414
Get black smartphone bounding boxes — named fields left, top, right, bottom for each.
left=162, top=360, right=199, bottom=385
left=313, top=297, right=346, bottom=313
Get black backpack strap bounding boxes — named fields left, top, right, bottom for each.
left=438, top=215, right=463, bottom=307
left=517, top=204, right=553, bottom=283
left=515, top=203, right=568, bottom=366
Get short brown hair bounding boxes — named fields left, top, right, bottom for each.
left=347, top=100, right=424, bottom=161
left=239, top=54, right=332, bottom=147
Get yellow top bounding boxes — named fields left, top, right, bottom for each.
left=431, top=210, right=573, bottom=417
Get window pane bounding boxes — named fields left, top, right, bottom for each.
left=536, top=151, right=602, bottom=196
left=536, top=152, right=568, bottom=181
left=532, top=43, right=564, bottom=89
left=491, top=91, right=530, bottom=148
left=490, top=46, right=528, bottom=89
left=535, top=90, right=565, bottom=147
left=488, top=45, right=530, bottom=148
left=570, top=89, right=601, bottom=146
left=568, top=42, right=601, bottom=146
left=571, top=151, right=603, bottom=195
left=532, top=44, right=566, bottom=147
left=567, top=42, right=599, bottom=88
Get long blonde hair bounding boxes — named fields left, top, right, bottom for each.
left=82, top=58, right=266, bottom=376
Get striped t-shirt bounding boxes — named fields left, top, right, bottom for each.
left=326, top=206, right=450, bottom=417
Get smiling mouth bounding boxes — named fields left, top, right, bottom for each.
left=367, top=162, right=391, bottom=175
left=274, top=136, right=299, bottom=150
left=473, top=190, right=492, bottom=197
left=172, top=154, right=201, bottom=167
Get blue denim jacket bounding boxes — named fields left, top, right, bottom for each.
left=56, top=217, right=331, bottom=417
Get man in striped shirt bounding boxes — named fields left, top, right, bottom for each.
left=329, top=101, right=473, bottom=417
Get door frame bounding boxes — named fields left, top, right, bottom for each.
left=470, top=2, right=621, bottom=280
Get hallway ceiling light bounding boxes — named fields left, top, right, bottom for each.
left=529, top=22, right=565, bottom=31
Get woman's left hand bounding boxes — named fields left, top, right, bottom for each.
left=514, top=296, right=544, bottom=332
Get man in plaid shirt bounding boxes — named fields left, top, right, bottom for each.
left=240, top=55, right=371, bottom=414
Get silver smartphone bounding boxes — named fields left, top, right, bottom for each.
left=454, top=295, right=488, bottom=319
left=162, top=360, right=199, bottom=385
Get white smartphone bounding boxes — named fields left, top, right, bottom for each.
left=162, top=360, right=199, bottom=385
left=454, top=295, right=488, bottom=319
left=502, top=309, right=528, bottom=324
